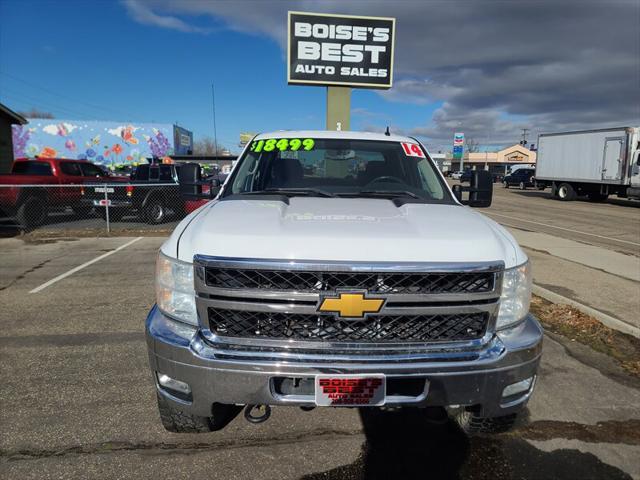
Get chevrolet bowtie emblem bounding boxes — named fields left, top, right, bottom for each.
left=318, top=292, right=385, bottom=319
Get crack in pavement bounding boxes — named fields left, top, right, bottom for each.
left=3, top=418, right=639, bottom=463
left=0, top=258, right=53, bottom=291
left=0, top=429, right=364, bottom=462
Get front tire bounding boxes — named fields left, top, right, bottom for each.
left=455, top=410, right=519, bottom=435
left=519, top=181, right=526, bottom=190
left=156, top=393, right=242, bottom=433
left=157, top=393, right=213, bottom=433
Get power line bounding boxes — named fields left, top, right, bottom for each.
left=0, top=71, right=131, bottom=118
left=0, top=89, right=92, bottom=119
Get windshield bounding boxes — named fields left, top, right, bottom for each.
left=226, top=138, right=452, bottom=202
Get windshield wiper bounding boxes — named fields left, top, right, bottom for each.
left=240, top=188, right=335, bottom=198
left=338, top=190, right=421, bottom=199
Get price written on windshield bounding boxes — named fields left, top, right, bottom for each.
left=250, top=138, right=316, bottom=153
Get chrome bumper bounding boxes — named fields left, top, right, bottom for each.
left=146, top=305, right=543, bottom=417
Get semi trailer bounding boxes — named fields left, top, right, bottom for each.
left=534, top=127, right=640, bottom=201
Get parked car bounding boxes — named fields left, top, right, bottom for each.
left=450, top=170, right=463, bottom=180
left=0, top=157, right=119, bottom=227
left=147, top=130, right=541, bottom=436
left=84, top=163, right=211, bottom=224
left=503, top=168, right=536, bottom=189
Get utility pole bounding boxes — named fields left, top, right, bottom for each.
left=211, top=82, right=218, bottom=155
left=520, top=128, right=529, bottom=146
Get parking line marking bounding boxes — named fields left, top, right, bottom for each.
left=486, top=212, right=640, bottom=247
left=29, top=237, right=144, bottom=294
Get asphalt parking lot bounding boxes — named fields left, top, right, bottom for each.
left=1, top=186, right=639, bottom=479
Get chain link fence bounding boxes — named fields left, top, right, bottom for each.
left=0, top=183, right=208, bottom=236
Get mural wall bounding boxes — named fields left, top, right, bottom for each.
left=12, top=119, right=176, bottom=166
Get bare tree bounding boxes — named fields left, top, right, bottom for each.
left=17, top=108, right=54, bottom=119
left=465, top=137, right=480, bottom=153
left=193, top=136, right=226, bottom=155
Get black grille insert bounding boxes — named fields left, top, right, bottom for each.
left=204, top=268, right=494, bottom=295
left=208, top=309, right=488, bottom=343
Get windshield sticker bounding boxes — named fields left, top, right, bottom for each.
left=401, top=142, right=425, bottom=158
left=250, top=138, right=315, bottom=153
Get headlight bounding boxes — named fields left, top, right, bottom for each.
left=497, top=261, right=532, bottom=329
left=156, top=251, right=198, bottom=326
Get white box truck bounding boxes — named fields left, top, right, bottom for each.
left=535, top=127, right=640, bottom=201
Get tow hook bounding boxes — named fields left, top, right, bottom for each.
left=244, top=404, right=271, bottom=424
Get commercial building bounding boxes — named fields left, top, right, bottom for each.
left=448, top=144, right=537, bottom=174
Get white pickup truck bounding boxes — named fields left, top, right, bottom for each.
left=147, top=130, right=542, bottom=434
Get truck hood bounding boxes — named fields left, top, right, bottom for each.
left=165, top=198, right=526, bottom=268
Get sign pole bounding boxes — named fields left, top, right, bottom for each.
left=326, top=86, right=351, bottom=131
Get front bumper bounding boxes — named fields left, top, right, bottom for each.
left=146, top=306, right=543, bottom=417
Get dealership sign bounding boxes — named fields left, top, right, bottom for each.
left=288, top=11, right=395, bottom=89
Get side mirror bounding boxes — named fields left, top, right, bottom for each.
left=469, top=170, right=493, bottom=207
left=178, top=163, right=203, bottom=198
left=452, top=170, right=493, bottom=207
left=178, top=163, right=222, bottom=199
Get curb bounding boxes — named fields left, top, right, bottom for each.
left=532, top=284, right=640, bottom=339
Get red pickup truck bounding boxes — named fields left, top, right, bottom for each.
left=0, top=158, right=122, bottom=227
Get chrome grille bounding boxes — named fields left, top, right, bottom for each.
left=204, top=268, right=494, bottom=294
left=194, top=256, right=503, bottom=361
left=208, top=308, right=488, bottom=342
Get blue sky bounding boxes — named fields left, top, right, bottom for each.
left=1, top=0, right=637, bottom=153
left=0, top=0, right=439, bottom=153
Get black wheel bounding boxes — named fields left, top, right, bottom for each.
left=556, top=182, right=576, bottom=201
left=98, top=208, right=124, bottom=222
left=156, top=393, right=213, bottom=433
left=587, top=192, right=608, bottom=202
left=455, top=410, right=519, bottom=435
left=144, top=197, right=166, bottom=224
left=519, top=181, right=526, bottom=190
left=156, top=393, right=242, bottom=433
left=503, top=181, right=509, bottom=189
left=16, top=196, right=48, bottom=228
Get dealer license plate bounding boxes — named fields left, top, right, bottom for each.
left=315, top=374, right=385, bottom=406
left=98, top=199, right=112, bottom=206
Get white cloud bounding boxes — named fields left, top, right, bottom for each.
left=121, top=0, right=210, bottom=34
left=121, top=1, right=640, bottom=148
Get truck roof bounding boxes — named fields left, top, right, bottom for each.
left=254, top=130, right=420, bottom=144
